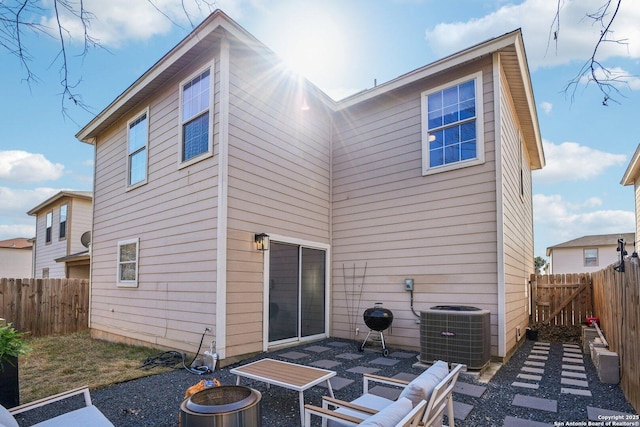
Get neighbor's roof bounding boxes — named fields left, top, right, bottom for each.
left=546, top=233, right=636, bottom=256
left=621, top=143, right=640, bottom=186
left=27, top=191, right=93, bottom=216
left=75, top=11, right=544, bottom=170
left=0, top=238, right=32, bottom=249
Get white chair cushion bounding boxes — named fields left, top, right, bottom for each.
left=0, top=405, right=19, bottom=427
left=32, top=405, right=113, bottom=427
left=357, top=397, right=413, bottom=427
left=398, top=360, right=448, bottom=406
left=327, top=393, right=394, bottom=427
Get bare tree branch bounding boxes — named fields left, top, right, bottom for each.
left=553, top=0, right=628, bottom=105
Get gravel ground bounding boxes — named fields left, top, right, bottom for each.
left=13, top=338, right=638, bottom=426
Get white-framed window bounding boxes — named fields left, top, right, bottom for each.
left=128, top=109, right=149, bottom=187
left=117, top=238, right=139, bottom=287
left=421, top=72, right=484, bottom=175
left=179, top=65, right=213, bottom=165
left=584, top=248, right=598, bottom=267
left=59, top=203, right=68, bottom=239
left=45, top=211, right=53, bottom=243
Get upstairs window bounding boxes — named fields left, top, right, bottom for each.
left=117, top=238, right=139, bottom=287
left=421, top=72, right=484, bottom=175
left=45, top=211, right=52, bottom=243
left=59, top=204, right=67, bottom=239
left=128, top=110, right=148, bottom=187
left=180, top=67, right=212, bottom=164
left=584, top=248, right=598, bottom=267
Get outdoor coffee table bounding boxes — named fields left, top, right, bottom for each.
left=230, top=358, right=336, bottom=425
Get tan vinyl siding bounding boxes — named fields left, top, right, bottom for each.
left=332, top=59, right=498, bottom=353
left=69, top=199, right=92, bottom=253
left=90, top=52, right=221, bottom=353
left=499, top=67, right=534, bottom=358
left=635, top=182, right=640, bottom=239
left=224, top=48, right=333, bottom=358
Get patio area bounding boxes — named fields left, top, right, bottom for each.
left=14, top=337, right=638, bottom=426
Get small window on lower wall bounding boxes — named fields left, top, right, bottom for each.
left=117, top=238, right=139, bottom=287
left=584, top=248, right=598, bottom=267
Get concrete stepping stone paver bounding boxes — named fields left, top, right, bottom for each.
left=562, top=364, right=585, bottom=371
left=512, top=381, right=540, bottom=389
left=521, top=366, right=544, bottom=374
left=310, top=359, right=341, bottom=369
left=388, top=351, right=416, bottom=359
left=278, top=351, right=309, bottom=360
left=517, top=373, right=542, bottom=381
left=564, top=347, right=582, bottom=354
left=452, top=400, right=474, bottom=420
left=562, top=370, right=587, bottom=379
left=503, top=416, right=553, bottom=427
left=368, top=385, right=402, bottom=400
left=562, top=357, right=583, bottom=363
left=524, top=361, right=545, bottom=367
left=336, top=352, right=364, bottom=360
left=346, top=366, right=379, bottom=374
left=317, top=376, right=353, bottom=391
left=560, top=377, right=589, bottom=387
left=453, top=382, right=487, bottom=397
left=304, top=345, right=331, bottom=353
left=528, top=355, right=548, bottom=360
left=370, top=357, right=400, bottom=366
left=391, top=372, right=416, bottom=382
left=512, top=394, right=558, bottom=412
left=561, top=387, right=592, bottom=397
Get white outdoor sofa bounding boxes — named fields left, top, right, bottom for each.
left=304, top=360, right=462, bottom=427
left=0, top=386, right=113, bottom=427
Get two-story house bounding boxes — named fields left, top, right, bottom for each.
left=27, top=191, right=93, bottom=279
left=76, top=10, right=544, bottom=365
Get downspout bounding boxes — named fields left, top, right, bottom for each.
left=216, top=35, right=230, bottom=360
left=493, top=52, right=506, bottom=359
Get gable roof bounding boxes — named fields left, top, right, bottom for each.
left=621, top=143, right=640, bottom=186
left=546, top=233, right=636, bottom=256
left=27, top=191, right=93, bottom=216
left=76, top=11, right=544, bottom=170
left=0, top=238, right=32, bottom=249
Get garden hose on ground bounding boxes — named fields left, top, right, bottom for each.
left=139, top=329, right=210, bottom=375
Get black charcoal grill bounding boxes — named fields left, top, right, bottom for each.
left=359, top=302, right=394, bottom=357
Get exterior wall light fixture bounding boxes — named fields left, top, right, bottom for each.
left=255, top=233, right=270, bottom=251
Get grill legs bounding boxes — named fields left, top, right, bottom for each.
left=359, top=330, right=390, bottom=357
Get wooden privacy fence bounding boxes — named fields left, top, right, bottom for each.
left=0, top=278, right=89, bottom=337
left=592, top=262, right=639, bottom=414
left=529, top=273, right=593, bottom=325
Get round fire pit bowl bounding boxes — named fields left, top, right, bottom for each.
left=179, top=385, right=261, bottom=427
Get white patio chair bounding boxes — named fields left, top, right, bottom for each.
left=0, top=386, right=113, bottom=427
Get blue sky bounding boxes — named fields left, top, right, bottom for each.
left=1, top=0, right=638, bottom=260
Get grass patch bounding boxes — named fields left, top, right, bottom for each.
left=19, top=332, right=174, bottom=402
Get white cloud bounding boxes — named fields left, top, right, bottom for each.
left=0, top=187, right=60, bottom=217
left=540, top=101, right=553, bottom=114
left=425, top=0, right=640, bottom=71
left=39, top=0, right=253, bottom=47
left=533, top=140, right=627, bottom=183
left=0, top=151, right=64, bottom=183
left=534, top=193, right=635, bottom=248
left=0, top=224, right=35, bottom=240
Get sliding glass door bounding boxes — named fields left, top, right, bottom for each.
left=268, top=242, right=326, bottom=344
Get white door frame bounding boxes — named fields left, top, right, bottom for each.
left=261, top=233, right=331, bottom=351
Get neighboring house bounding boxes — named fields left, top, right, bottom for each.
left=621, top=143, right=640, bottom=239
left=546, top=233, right=636, bottom=274
left=27, top=191, right=93, bottom=279
left=0, top=238, right=32, bottom=278
left=76, top=11, right=544, bottom=364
